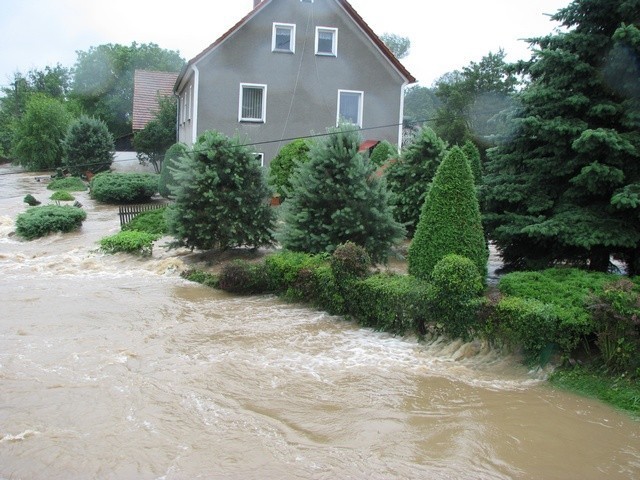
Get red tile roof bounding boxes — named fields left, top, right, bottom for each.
left=132, top=70, right=179, bottom=131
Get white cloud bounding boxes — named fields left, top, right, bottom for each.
left=0, top=0, right=569, bottom=87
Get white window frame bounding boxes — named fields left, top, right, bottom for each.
left=300, top=0, right=313, bottom=3
left=239, top=83, right=267, bottom=123
left=272, top=23, right=296, bottom=53
left=254, top=153, right=265, bottom=167
left=315, top=27, right=338, bottom=56
left=337, top=89, right=363, bottom=127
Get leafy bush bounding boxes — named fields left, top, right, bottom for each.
left=50, top=191, right=75, bottom=202
left=12, top=94, right=71, bottom=171
left=428, top=254, right=484, bottom=340
left=180, top=269, right=219, bottom=289
left=330, top=241, right=371, bottom=284
left=166, top=130, right=275, bottom=251
left=62, top=115, right=114, bottom=175
left=408, top=146, right=488, bottom=281
left=99, top=231, right=159, bottom=256
left=385, top=126, right=447, bottom=236
left=267, top=138, right=311, bottom=199
left=48, top=177, right=87, bottom=192
left=23, top=194, right=41, bottom=206
left=15, top=205, right=87, bottom=239
left=158, top=143, right=188, bottom=198
left=90, top=172, right=159, bottom=203
left=121, top=207, right=167, bottom=235
left=369, top=140, right=396, bottom=168
left=134, top=96, right=177, bottom=174
left=586, top=279, right=640, bottom=373
left=350, top=273, right=431, bottom=334
left=217, top=260, right=270, bottom=295
left=264, top=251, right=328, bottom=293
left=279, top=124, right=405, bottom=263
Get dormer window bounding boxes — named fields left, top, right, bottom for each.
left=272, top=23, right=296, bottom=53
left=315, top=27, right=338, bottom=56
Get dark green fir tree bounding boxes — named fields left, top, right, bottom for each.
left=483, top=0, right=640, bottom=273
left=279, top=124, right=405, bottom=263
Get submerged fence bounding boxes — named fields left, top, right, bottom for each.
left=118, top=202, right=169, bottom=227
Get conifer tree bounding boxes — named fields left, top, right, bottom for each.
left=279, top=124, right=405, bottom=263
left=462, top=140, right=482, bottom=185
left=166, top=130, right=275, bottom=251
left=408, top=146, right=488, bottom=281
left=385, top=126, right=447, bottom=236
left=484, top=0, right=640, bottom=273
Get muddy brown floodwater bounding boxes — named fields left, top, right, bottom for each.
left=1, top=164, right=639, bottom=480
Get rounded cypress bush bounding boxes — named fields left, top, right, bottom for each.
left=62, top=115, right=114, bottom=176
left=408, top=146, right=488, bottom=281
left=158, top=142, right=188, bottom=199
left=369, top=140, right=396, bottom=168
left=90, top=172, right=159, bottom=204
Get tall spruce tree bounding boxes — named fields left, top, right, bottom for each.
left=166, top=130, right=275, bottom=251
left=279, top=124, right=405, bottom=263
left=408, top=146, right=488, bottom=281
left=484, top=0, right=640, bottom=273
left=385, top=126, right=447, bottom=236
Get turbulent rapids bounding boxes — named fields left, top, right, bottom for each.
left=1, top=165, right=639, bottom=480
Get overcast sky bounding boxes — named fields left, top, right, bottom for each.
left=0, top=0, right=569, bottom=89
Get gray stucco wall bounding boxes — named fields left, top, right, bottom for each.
left=180, top=0, right=407, bottom=165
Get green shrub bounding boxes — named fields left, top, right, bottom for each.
left=180, top=269, right=219, bottom=288
left=217, top=260, right=270, bottom=295
left=50, top=191, right=75, bottom=202
left=47, top=177, right=87, bottom=192
left=295, top=264, right=345, bottom=315
left=492, top=296, right=562, bottom=360
left=330, top=241, right=371, bottom=284
left=428, top=254, right=484, bottom=340
left=158, top=143, right=188, bottom=198
left=90, top=172, right=159, bottom=203
left=62, top=115, right=114, bottom=175
left=369, top=140, right=396, bottom=168
left=587, top=278, right=640, bottom=373
left=350, top=273, right=431, bottom=335
left=461, top=140, right=483, bottom=185
left=121, top=207, right=167, bottom=235
left=23, top=194, right=41, bottom=206
left=268, top=138, right=311, bottom=199
left=16, top=205, right=87, bottom=239
left=264, top=251, right=328, bottom=293
left=408, top=146, right=488, bottom=281
left=99, top=231, right=159, bottom=256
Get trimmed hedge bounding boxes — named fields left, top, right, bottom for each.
left=16, top=205, right=87, bottom=239
left=121, top=207, right=167, bottom=235
left=90, top=172, right=159, bottom=204
left=47, top=177, right=87, bottom=192
left=350, top=273, right=431, bottom=334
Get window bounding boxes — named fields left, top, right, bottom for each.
left=272, top=23, right=295, bottom=53
left=239, top=84, right=267, bottom=122
left=337, top=90, right=363, bottom=127
left=254, top=153, right=265, bottom=167
left=315, top=27, right=337, bottom=56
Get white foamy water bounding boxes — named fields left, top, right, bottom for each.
left=1, top=165, right=639, bottom=480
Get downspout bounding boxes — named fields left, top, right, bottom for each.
left=398, top=80, right=408, bottom=151
left=191, top=65, right=200, bottom=145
